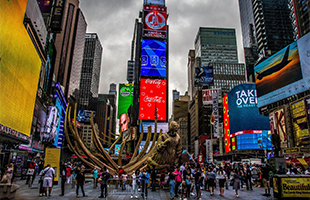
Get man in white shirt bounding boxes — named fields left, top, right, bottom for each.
left=39, top=164, right=55, bottom=198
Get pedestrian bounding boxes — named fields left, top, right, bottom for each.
left=59, top=163, right=66, bottom=196
left=26, top=161, right=36, bottom=185
left=217, top=167, right=226, bottom=196
left=39, top=164, right=55, bottom=198
left=131, top=170, right=138, bottom=199
left=262, top=164, right=271, bottom=196
left=122, top=171, right=128, bottom=190
left=168, top=170, right=175, bottom=200
left=232, top=168, right=241, bottom=198
left=76, top=168, right=87, bottom=198
left=11, top=163, right=17, bottom=183
left=245, top=164, right=253, bottom=190
left=91, top=167, right=99, bottom=188
left=66, top=164, right=72, bottom=185
left=118, top=166, right=124, bottom=188
left=71, top=163, right=78, bottom=188
left=173, top=166, right=182, bottom=198
left=194, top=167, right=202, bottom=200
left=159, top=169, right=165, bottom=190
left=151, top=168, right=157, bottom=191
left=99, top=166, right=109, bottom=198
left=208, top=167, right=216, bottom=196
left=140, top=168, right=149, bottom=198
left=185, top=175, right=191, bottom=199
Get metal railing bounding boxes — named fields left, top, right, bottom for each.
left=107, top=178, right=146, bottom=197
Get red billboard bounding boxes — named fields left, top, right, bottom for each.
left=202, top=88, right=222, bottom=105
left=223, top=94, right=231, bottom=153
left=143, top=5, right=167, bottom=38
left=139, top=78, right=167, bottom=121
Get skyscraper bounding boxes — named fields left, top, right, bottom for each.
left=288, top=0, right=310, bottom=39
left=67, top=9, right=87, bottom=100
left=79, top=33, right=103, bottom=110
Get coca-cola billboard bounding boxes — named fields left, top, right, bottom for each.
left=139, top=78, right=167, bottom=121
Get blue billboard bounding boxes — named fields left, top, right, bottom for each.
left=254, top=32, right=310, bottom=108
left=141, top=39, right=166, bottom=77
left=228, top=83, right=270, bottom=135
left=77, top=109, right=96, bottom=122
left=234, top=130, right=272, bottom=150
left=139, top=122, right=169, bottom=133
left=139, top=141, right=153, bottom=153
left=194, top=66, right=214, bottom=86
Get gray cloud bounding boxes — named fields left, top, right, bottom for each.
left=80, top=0, right=244, bottom=117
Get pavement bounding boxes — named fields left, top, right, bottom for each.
left=12, top=177, right=275, bottom=200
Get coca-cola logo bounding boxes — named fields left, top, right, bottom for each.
left=145, top=79, right=162, bottom=85
left=143, top=95, right=163, bottom=103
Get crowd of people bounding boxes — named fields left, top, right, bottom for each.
left=1, top=159, right=310, bottom=199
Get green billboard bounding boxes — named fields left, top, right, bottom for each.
left=117, top=83, right=134, bottom=119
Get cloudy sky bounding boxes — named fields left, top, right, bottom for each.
left=79, top=0, right=245, bottom=116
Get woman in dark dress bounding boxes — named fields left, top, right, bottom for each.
left=232, top=168, right=241, bottom=198
left=76, top=168, right=87, bottom=198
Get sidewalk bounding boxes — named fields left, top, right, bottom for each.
left=13, top=177, right=275, bottom=200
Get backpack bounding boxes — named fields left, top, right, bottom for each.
left=246, top=169, right=251, bottom=177
left=101, top=173, right=110, bottom=184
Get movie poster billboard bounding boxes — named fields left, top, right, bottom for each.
left=141, top=39, right=166, bottom=77
left=223, top=94, right=231, bottom=153
left=139, top=79, right=167, bottom=121
left=202, top=88, right=222, bottom=105
left=274, top=108, right=288, bottom=148
left=194, top=66, right=214, bottom=86
left=254, top=32, right=310, bottom=108
left=0, top=0, right=42, bottom=137
left=291, top=99, right=309, bottom=146
left=144, top=0, right=165, bottom=6
left=117, top=83, right=134, bottom=119
left=42, top=106, right=59, bottom=144
left=143, top=5, right=167, bottom=38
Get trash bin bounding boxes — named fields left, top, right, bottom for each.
left=273, top=174, right=310, bottom=199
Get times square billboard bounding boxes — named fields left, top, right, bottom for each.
left=223, top=83, right=270, bottom=152
left=0, top=0, right=41, bottom=137
left=143, top=5, right=167, bottom=39
left=141, top=39, right=167, bottom=77
left=139, top=78, right=167, bottom=121
left=117, top=83, right=134, bottom=119
left=254, top=32, right=310, bottom=108
left=144, top=0, right=165, bottom=6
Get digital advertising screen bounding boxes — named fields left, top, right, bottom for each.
left=0, top=0, right=42, bottom=137
left=228, top=83, right=270, bottom=135
left=141, top=39, right=167, bottom=77
left=139, top=141, right=153, bottom=154
left=139, top=78, right=167, bottom=121
left=37, top=0, right=54, bottom=13
left=223, top=94, right=231, bottom=153
left=115, top=144, right=121, bottom=155
left=194, top=66, right=214, bottom=86
left=143, top=5, right=167, bottom=38
left=53, top=96, right=62, bottom=147
left=232, top=130, right=272, bottom=150
left=254, top=32, right=310, bottom=108
left=144, top=0, right=165, bottom=6
left=117, top=83, right=134, bottom=119
left=42, top=106, right=59, bottom=144
left=139, top=122, right=169, bottom=133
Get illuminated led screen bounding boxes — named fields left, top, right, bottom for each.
left=223, top=94, right=230, bottom=153
left=139, top=122, right=169, bottom=133
left=117, top=83, right=134, bottom=119
left=254, top=33, right=310, bottom=108
left=0, top=0, right=42, bottom=137
left=228, top=83, right=270, bottom=135
left=143, top=5, right=167, bottom=38
left=139, top=78, right=167, bottom=121
left=144, top=0, right=165, bottom=6
left=231, top=130, right=272, bottom=151
left=141, top=39, right=166, bottom=77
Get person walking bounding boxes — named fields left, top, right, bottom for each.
left=194, top=167, right=202, bottom=200
left=122, top=171, right=128, bottom=190
left=159, top=169, right=165, bottom=190
left=59, top=163, right=66, bottom=196
left=245, top=164, right=253, bottom=190
left=168, top=170, right=175, bottom=200
left=131, top=170, right=138, bottom=199
left=232, top=168, right=241, bottom=198
left=140, top=168, right=149, bottom=198
left=66, top=164, right=72, bottom=185
left=151, top=168, right=157, bottom=191
left=26, top=161, right=36, bottom=185
left=99, top=167, right=110, bottom=198
left=76, top=168, right=87, bottom=198
left=217, top=167, right=226, bottom=196
left=173, top=166, right=182, bottom=198
left=39, top=164, right=55, bottom=198
left=262, top=164, right=271, bottom=196
left=91, top=167, right=99, bottom=188
left=208, top=167, right=216, bottom=196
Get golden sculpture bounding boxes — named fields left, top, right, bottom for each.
left=146, top=121, right=182, bottom=171
left=64, top=104, right=181, bottom=175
